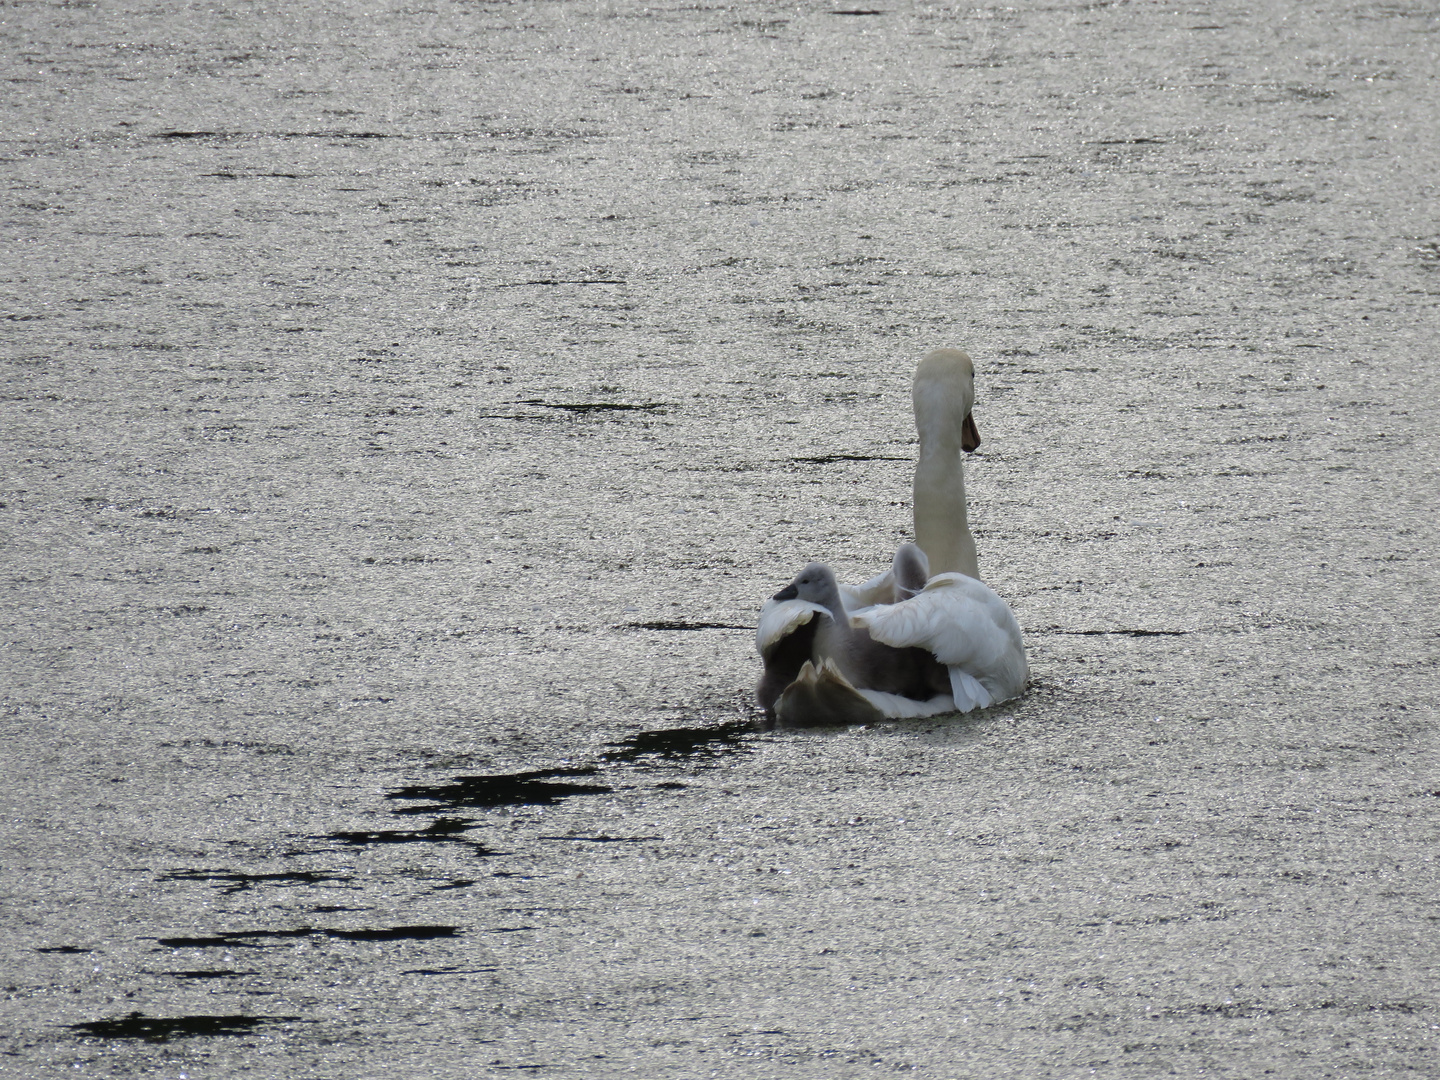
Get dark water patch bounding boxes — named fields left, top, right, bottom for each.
left=361, top=554, right=455, bottom=565
left=158, top=736, right=299, bottom=754
left=831, top=8, right=885, bottom=14
left=1227, top=432, right=1291, bottom=443
left=1244, top=184, right=1316, bottom=205
left=603, top=720, right=759, bottom=763
left=495, top=278, right=628, bottom=287
left=203, top=171, right=303, bottom=179
left=154, top=129, right=405, bottom=142
left=37, top=945, right=92, bottom=954
left=512, top=399, right=665, bottom=413
left=324, top=817, right=493, bottom=847
left=386, top=767, right=611, bottom=814
left=159, top=869, right=351, bottom=893
left=1153, top=998, right=1424, bottom=1022
left=620, top=619, right=751, bottom=630
left=282, top=130, right=397, bottom=140
left=67, top=1012, right=302, bottom=1042
left=537, top=834, right=663, bottom=843
left=789, top=453, right=909, bottom=464
left=1040, top=627, right=1190, bottom=637
left=401, top=965, right=500, bottom=975
left=327, top=925, right=461, bottom=942
left=155, top=925, right=460, bottom=949
left=167, top=969, right=257, bottom=980
left=154, top=929, right=316, bottom=949
left=1032, top=529, right=1117, bottom=543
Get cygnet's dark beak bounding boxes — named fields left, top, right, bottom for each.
left=772, top=583, right=799, bottom=601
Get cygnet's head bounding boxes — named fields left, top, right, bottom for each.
left=772, top=562, right=837, bottom=604
left=892, top=543, right=931, bottom=601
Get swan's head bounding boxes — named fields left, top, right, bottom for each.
left=772, top=562, right=837, bottom=604
left=914, top=347, right=981, bottom=452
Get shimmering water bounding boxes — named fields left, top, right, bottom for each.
left=3, top=0, right=1439, bottom=1075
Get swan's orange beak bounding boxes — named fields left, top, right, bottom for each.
left=962, top=412, right=981, bottom=453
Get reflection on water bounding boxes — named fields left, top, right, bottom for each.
left=7, top=0, right=1438, bottom=1072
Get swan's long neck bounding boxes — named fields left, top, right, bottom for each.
left=912, top=350, right=980, bottom=580
left=913, top=440, right=978, bottom=579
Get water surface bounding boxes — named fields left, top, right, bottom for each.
left=3, top=0, right=1438, bottom=1075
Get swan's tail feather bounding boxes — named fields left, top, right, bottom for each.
left=947, top=668, right=994, bottom=713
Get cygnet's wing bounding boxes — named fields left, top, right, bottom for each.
left=838, top=568, right=894, bottom=612
left=776, top=659, right=960, bottom=722
left=851, top=573, right=1028, bottom=708
left=775, top=659, right=885, bottom=727
left=756, top=597, right=830, bottom=715
left=756, top=597, right=829, bottom=658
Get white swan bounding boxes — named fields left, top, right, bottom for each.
left=851, top=570, right=1028, bottom=712
left=755, top=348, right=1028, bottom=725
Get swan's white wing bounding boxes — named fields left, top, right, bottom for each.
left=838, top=568, right=893, bottom=612
left=850, top=573, right=1011, bottom=663
left=851, top=573, right=1028, bottom=708
left=756, top=597, right=829, bottom=657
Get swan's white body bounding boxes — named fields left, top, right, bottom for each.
left=851, top=572, right=1028, bottom=711
left=756, top=348, right=1028, bottom=724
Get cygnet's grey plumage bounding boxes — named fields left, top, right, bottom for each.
left=890, top=543, right=930, bottom=602
left=774, top=659, right=885, bottom=728
left=771, top=562, right=950, bottom=702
